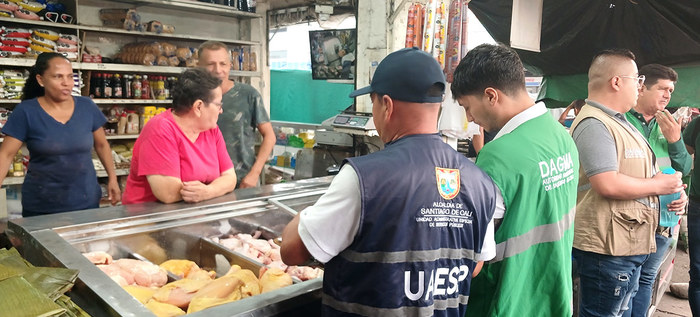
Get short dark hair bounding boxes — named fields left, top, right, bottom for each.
left=591, top=48, right=636, bottom=63
left=451, top=44, right=525, bottom=99
left=171, top=68, right=222, bottom=114
left=639, top=64, right=678, bottom=88
left=198, top=41, right=230, bottom=59
left=22, top=52, right=70, bottom=101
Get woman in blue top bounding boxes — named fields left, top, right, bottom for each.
left=0, top=52, right=121, bottom=217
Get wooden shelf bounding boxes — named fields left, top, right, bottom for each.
left=78, top=24, right=259, bottom=46
left=0, top=16, right=80, bottom=30
left=96, top=168, right=130, bottom=178
left=0, top=58, right=80, bottom=68
left=92, top=99, right=171, bottom=104
left=115, top=0, right=262, bottom=18
left=2, top=176, right=24, bottom=186
left=106, top=135, right=139, bottom=140
left=1, top=168, right=129, bottom=186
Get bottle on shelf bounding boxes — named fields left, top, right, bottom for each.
left=103, top=74, right=113, bottom=98
left=112, top=74, right=123, bottom=99
left=11, top=150, right=23, bottom=177
left=93, top=73, right=103, bottom=98
left=132, top=75, right=142, bottom=99
left=89, top=72, right=99, bottom=98
left=123, top=75, right=132, bottom=99
left=155, top=76, right=166, bottom=100
left=117, top=112, right=127, bottom=135
left=141, top=75, right=151, bottom=99
left=163, top=75, right=171, bottom=100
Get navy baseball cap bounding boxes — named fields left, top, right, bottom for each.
left=349, top=47, right=446, bottom=103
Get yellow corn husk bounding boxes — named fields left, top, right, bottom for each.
left=0, top=276, right=66, bottom=317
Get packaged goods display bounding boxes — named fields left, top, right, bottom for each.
left=89, top=72, right=175, bottom=100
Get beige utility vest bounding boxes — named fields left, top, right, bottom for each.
left=570, top=105, right=659, bottom=256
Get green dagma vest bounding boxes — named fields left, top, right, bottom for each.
left=466, top=112, right=579, bottom=317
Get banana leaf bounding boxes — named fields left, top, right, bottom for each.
left=0, top=276, right=66, bottom=317
left=0, top=248, right=31, bottom=280
left=55, top=295, right=91, bottom=317
left=23, top=266, right=79, bottom=301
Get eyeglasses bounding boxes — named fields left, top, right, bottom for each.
left=618, top=75, right=645, bottom=87
left=209, top=101, right=223, bottom=110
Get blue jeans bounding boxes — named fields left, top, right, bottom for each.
left=573, top=248, right=649, bottom=317
left=688, top=201, right=700, bottom=316
left=622, top=233, right=673, bottom=317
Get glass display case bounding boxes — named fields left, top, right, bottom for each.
left=6, top=177, right=332, bottom=316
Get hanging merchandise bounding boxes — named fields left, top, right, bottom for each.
left=460, top=1, right=469, bottom=61
left=422, top=0, right=436, bottom=53
left=405, top=4, right=416, bottom=48
left=444, top=0, right=462, bottom=82
left=405, top=3, right=425, bottom=49
left=432, top=0, right=447, bottom=68
left=414, top=4, right=424, bottom=49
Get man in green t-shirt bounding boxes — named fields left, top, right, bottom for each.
left=451, top=44, right=580, bottom=317
left=623, top=64, right=690, bottom=317
left=198, top=41, right=276, bottom=188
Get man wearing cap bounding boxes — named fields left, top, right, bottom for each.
left=451, top=44, right=579, bottom=317
left=280, top=47, right=499, bottom=316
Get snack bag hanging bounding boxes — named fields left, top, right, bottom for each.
left=433, top=0, right=447, bottom=67
left=444, top=0, right=462, bottom=82
left=422, top=0, right=436, bottom=53
left=413, top=4, right=424, bottom=49
left=405, top=4, right=416, bottom=48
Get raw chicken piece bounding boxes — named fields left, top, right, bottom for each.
left=224, top=268, right=260, bottom=298
left=83, top=251, right=113, bottom=265
left=159, top=259, right=198, bottom=278
left=287, top=266, right=324, bottom=281
left=187, top=275, right=244, bottom=314
left=113, top=259, right=168, bottom=287
left=266, top=260, right=288, bottom=272
left=122, top=285, right=156, bottom=304
left=151, top=279, right=211, bottom=309
left=98, top=264, right=134, bottom=286
left=145, top=300, right=186, bottom=317
left=186, top=269, right=216, bottom=281
left=259, top=268, right=292, bottom=293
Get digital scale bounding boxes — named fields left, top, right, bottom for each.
left=330, top=112, right=376, bottom=131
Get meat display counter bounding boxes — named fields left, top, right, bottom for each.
left=6, top=177, right=333, bottom=317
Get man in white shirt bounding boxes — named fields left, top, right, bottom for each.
left=281, top=47, right=498, bottom=317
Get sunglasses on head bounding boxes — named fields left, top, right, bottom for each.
left=44, top=11, right=73, bottom=24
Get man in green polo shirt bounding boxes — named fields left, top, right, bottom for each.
left=624, top=64, right=691, bottom=316
left=452, top=44, right=579, bottom=317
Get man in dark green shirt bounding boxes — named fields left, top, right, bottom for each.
left=624, top=64, right=690, bottom=317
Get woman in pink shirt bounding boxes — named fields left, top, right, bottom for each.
left=123, top=68, right=236, bottom=204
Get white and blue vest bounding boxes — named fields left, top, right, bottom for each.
left=322, top=133, right=497, bottom=317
